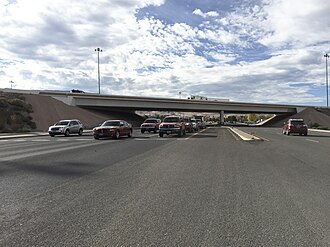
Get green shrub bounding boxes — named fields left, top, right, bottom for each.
left=310, top=122, right=320, bottom=128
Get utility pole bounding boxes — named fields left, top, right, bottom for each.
left=95, top=48, right=103, bottom=94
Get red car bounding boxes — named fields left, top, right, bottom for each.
left=93, top=120, right=132, bottom=139
left=282, top=118, right=308, bottom=136
left=159, top=116, right=186, bottom=137
left=140, top=118, right=161, bottom=133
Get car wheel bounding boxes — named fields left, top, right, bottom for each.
left=128, top=129, right=132, bottom=137
left=178, top=129, right=182, bottom=137
left=141, top=129, right=145, bottom=134
left=159, top=133, right=164, bottom=137
left=49, top=134, right=55, bottom=137
left=78, top=129, right=83, bottom=136
left=114, top=130, right=120, bottom=139
left=154, top=128, right=157, bottom=133
left=94, top=136, right=99, bottom=140
left=64, top=129, right=70, bottom=137
left=287, top=131, right=290, bottom=135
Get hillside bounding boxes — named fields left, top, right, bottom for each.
left=1, top=91, right=145, bottom=132
left=0, top=92, right=36, bottom=132
left=24, top=94, right=145, bottom=131
left=265, top=107, right=330, bottom=129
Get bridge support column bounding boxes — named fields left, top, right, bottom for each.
left=220, top=110, right=224, bottom=125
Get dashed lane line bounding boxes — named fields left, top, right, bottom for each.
left=305, top=139, right=319, bottom=143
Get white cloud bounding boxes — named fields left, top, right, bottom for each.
left=260, top=0, right=330, bottom=48
left=0, top=0, right=328, bottom=105
left=192, top=9, right=219, bottom=18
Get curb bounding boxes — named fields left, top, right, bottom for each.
left=225, top=127, right=262, bottom=141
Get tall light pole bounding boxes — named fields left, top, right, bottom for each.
left=9, top=80, right=14, bottom=89
left=95, top=48, right=103, bottom=94
left=325, top=53, right=329, bottom=108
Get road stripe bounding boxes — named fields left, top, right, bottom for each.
left=227, top=129, right=239, bottom=140
left=305, top=139, right=319, bottom=143
left=0, top=141, right=106, bottom=162
left=184, top=128, right=207, bottom=140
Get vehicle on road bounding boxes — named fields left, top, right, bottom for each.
left=48, top=119, right=83, bottom=137
left=282, top=118, right=308, bottom=136
left=190, top=118, right=199, bottom=131
left=183, top=118, right=194, bottom=133
left=159, top=116, right=186, bottom=137
left=140, top=118, right=161, bottom=133
left=93, top=120, right=132, bottom=139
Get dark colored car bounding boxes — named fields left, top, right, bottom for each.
left=140, top=118, right=161, bottom=133
left=159, top=116, right=186, bottom=137
left=282, top=118, right=308, bottom=136
left=48, top=119, right=83, bottom=137
left=93, top=120, right=132, bottom=139
left=183, top=118, right=194, bottom=133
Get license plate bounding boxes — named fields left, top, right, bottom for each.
left=166, top=131, right=171, bottom=134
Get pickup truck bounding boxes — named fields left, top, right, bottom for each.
left=140, top=118, right=161, bottom=133
left=159, top=116, right=186, bottom=137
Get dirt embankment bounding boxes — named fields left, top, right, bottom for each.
left=266, top=107, right=330, bottom=129
left=23, top=94, right=145, bottom=131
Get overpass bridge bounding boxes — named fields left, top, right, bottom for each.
left=37, top=91, right=303, bottom=124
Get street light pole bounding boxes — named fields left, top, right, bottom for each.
left=9, top=80, right=14, bottom=89
left=95, top=48, right=103, bottom=94
left=325, top=53, right=329, bottom=108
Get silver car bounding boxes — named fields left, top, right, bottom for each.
left=48, top=119, right=83, bottom=137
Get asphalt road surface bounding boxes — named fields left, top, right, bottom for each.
left=1, top=127, right=330, bottom=246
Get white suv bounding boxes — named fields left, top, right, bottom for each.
left=48, top=119, right=83, bottom=137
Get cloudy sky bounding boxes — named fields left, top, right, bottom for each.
left=1, top=0, right=329, bottom=105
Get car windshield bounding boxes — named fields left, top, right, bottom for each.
left=55, top=121, right=69, bottom=126
left=163, top=117, right=179, bottom=123
left=145, top=119, right=158, bottom=123
left=102, top=121, right=120, bottom=127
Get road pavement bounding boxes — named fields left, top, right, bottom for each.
left=1, top=127, right=330, bottom=246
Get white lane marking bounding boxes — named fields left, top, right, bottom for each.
left=305, top=139, right=319, bottom=143
left=135, top=138, right=170, bottom=141
left=227, top=129, right=239, bottom=140
left=0, top=142, right=107, bottom=162
left=254, top=135, right=270, bottom=142
left=184, top=129, right=208, bottom=140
